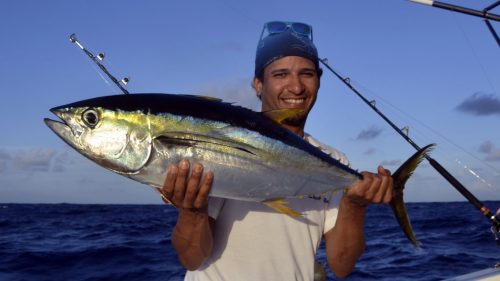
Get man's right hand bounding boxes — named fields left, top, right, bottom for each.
left=161, top=160, right=214, bottom=212
left=162, top=160, right=215, bottom=270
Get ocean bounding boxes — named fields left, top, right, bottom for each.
left=1, top=202, right=498, bottom=281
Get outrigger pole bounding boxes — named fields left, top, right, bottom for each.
left=410, top=0, right=500, bottom=46
left=69, top=33, right=130, bottom=95
left=319, top=59, right=500, bottom=235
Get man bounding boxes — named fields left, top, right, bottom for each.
left=162, top=21, right=393, bottom=280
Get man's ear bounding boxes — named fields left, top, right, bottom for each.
left=252, top=76, right=263, bottom=99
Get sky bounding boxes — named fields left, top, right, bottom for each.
left=0, top=0, right=499, bottom=205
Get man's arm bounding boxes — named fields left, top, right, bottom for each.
left=324, top=166, right=393, bottom=278
left=162, top=160, right=215, bottom=271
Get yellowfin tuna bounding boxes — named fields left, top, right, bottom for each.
left=45, top=93, right=433, bottom=247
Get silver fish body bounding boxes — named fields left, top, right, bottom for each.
left=45, top=94, right=359, bottom=202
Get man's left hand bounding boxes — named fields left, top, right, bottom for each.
left=343, top=166, right=393, bottom=208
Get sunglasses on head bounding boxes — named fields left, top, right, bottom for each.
left=259, top=21, right=313, bottom=41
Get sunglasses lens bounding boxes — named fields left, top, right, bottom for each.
left=291, top=23, right=311, bottom=36
left=261, top=21, right=313, bottom=41
left=266, top=21, right=288, bottom=34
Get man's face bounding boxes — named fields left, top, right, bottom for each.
left=254, top=56, right=320, bottom=127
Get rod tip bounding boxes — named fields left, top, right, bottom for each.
left=409, top=0, right=433, bottom=6
left=69, top=33, right=77, bottom=43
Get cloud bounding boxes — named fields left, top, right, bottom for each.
left=0, top=151, right=159, bottom=204
left=0, top=149, right=11, bottom=172
left=478, top=141, right=493, bottom=154
left=355, top=126, right=383, bottom=141
left=477, top=141, right=500, bottom=162
left=52, top=151, right=76, bottom=172
left=0, top=149, right=11, bottom=160
left=485, top=150, right=500, bottom=162
left=363, top=148, right=376, bottom=155
left=12, top=149, right=57, bottom=172
left=455, top=93, right=500, bottom=116
left=0, top=148, right=80, bottom=173
left=380, top=159, right=402, bottom=166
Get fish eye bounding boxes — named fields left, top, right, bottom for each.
left=82, top=109, right=100, bottom=128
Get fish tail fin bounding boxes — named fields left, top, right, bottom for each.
left=390, top=144, right=435, bottom=248
left=263, top=199, right=302, bottom=217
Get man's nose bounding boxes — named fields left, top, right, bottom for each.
left=287, top=74, right=305, bottom=94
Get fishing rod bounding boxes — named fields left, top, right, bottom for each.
left=69, top=33, right=130, bottom=95
left=319, top=59, right=500, bottom=237
left=69, top=33, right=500, bottom=238
left=410, top=0, right=500, bottom=46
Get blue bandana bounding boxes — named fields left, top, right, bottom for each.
left=254, top=29, right=320, bottom=78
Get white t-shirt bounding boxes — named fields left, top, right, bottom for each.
left=184, top=134, right=349, bottom=281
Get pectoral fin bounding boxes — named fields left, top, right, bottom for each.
left=263, top=199, right=302, bottom=217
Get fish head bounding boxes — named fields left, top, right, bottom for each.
left=44, top=100, right=152, bottom=174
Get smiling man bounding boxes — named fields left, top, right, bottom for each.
left=254, top=56, right=318, bottom=136
left=163, top=22, right=394, bottom=281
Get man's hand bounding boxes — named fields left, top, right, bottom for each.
left=161, top=160, right=213, bottom=212
left=162, top=160, right=215, bottom=270
left=343, top=165, right=393, bottom=208
left=325, top=165, right=393, bottom=278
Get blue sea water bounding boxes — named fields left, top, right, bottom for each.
left=1, top=202, right=498, bottom=281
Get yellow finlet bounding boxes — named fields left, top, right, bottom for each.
left=263, top=109, right=304, bottom=124
left=263, top=199, right=302, bottom=217
left=153, top=186, right=177, bottom=207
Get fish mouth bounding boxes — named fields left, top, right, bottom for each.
left=44, top=108, right=76, bottom=146
left=44, top=118, right=67, bottom=134
left=45, top=107, right=64, bottom=131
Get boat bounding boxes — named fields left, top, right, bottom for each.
left=443, top=264, right=500, bottom=281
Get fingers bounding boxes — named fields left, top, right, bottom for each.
left=183, top=163, right=206, bottom=209
left=174, top=160, right=190, bottom=202
left=347, top=166, right=393, bottom=206
left=162, top=164, right=178, bottom=204
left=372, top=170, right=393, bottom=204
left=161, top=160, right=213, bottom=211
left=378, top=165, right=391, bottom=176
left=194, top=171, right=213, bottom=209
left=377, top=166, right=393, bottom=203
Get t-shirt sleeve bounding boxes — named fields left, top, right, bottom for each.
left=207, top=197, right=225, bottom=220
left=323, top=191, right=342, bottom=234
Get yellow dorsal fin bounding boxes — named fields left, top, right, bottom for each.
left=263, top=109, right=304, bottom=124
left=263, top=199, right=302, bottom=217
